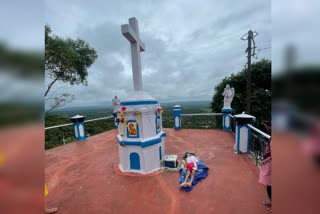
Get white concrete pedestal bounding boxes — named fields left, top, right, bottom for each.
left=116, top=91, right=166, bottom=174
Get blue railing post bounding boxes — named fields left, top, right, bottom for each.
left=234, top=112, right=255, bottom=154
left=173, top=105, right=181, bottom=130
left=70, top=115, right=86, bottom=141
left=222, top=108, right=233, bottom=131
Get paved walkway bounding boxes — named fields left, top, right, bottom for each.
left=45, top=128, right=269, bottom=214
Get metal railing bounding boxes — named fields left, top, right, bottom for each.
left=247, top=124, right=271, bottom=166
left=45, top=116, right=114, bottom=149
left=45, top=116, right=114, bottom=130
left=181, top=113, right=223, bottom=129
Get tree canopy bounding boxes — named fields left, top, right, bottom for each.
left=210, top=59, right=271, bottom=125
left=45, top=25, right=98, bottom=97
left=273, top=66, right=320, bottom=114
left=0, top=42, right=43, bottom=76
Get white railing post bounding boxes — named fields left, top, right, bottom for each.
left=234, top=112, right=256, bottom=154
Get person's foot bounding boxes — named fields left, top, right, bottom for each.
left=262, top=200, right=272, bottom=207
left=186, top=182, right=192, bottom=187
left=180, top=182, right=187, bottom=187
left=45, top=207, right=58, bottom=213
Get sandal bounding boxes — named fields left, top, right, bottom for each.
left=262, top=200, right=272, bottom=207
left=45, top=207, right=58, bottom=214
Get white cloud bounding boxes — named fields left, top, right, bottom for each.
left=45, top=0, right=271, bottom=108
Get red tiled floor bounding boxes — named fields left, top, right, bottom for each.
left=45, top=128, right=270, bottom=214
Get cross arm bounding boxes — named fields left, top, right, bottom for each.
left=121, top=24, right=145, bottom=52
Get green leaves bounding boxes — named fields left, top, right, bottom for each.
left=210, top=59, right=271, bottom=125
left=45, top=25, right=98, bottom=96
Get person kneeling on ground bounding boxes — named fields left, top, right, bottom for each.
left=180, top=152, right=199, bottom=187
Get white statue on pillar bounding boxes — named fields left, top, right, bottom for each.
left=222, top=84, right=235, bottom=109
left=112, top=96, right=120, bottom=112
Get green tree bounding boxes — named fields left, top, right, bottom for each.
left=210, top=59, right=271, bottom=125
left=273, top=67, right=320, bottom=113
left=45, top=25, right=98, bottom=111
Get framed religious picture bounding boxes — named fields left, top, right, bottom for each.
left=155, top=116, right=161, bottom=134
left=127, top=120, right=139, bottom=138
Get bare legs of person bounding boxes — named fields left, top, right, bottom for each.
left=180, top=170, right=191, bottom=187
left=186, top=170, right=195, bottom=187
left=180, top=169, right=196, bottom=187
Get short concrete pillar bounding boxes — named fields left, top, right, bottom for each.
left=112, top=96, right=120, bottom=129
left=173, top=105, right=181, bottom=130
left=222, top=108, right=233, bottom=131
left=272, top=100, right=295, bottom=132
left=70, top=115, right=86, bottom=141
left=234, top=112, right=255, bottom=153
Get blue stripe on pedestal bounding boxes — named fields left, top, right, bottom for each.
left=117, top=132, right=167, bottom=148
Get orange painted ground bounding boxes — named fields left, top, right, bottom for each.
left=45, top=128, right=270, bottom=214
left=0, top=124, right=44, bottom=214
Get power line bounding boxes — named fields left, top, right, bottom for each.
left=255, top=47, right=271, bottom=59
left=257, top=47, right=271, bottom=51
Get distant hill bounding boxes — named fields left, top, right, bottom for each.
left=51, top=99, right=211, bottom=113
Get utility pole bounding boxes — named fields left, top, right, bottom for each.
left=241, top=30, right=258, bottom=114
left=246, top=30, right=253, bottom=114
left=285, top=44, right=296, bottom=101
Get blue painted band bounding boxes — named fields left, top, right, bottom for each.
left=117, top=137, right=161, bottom=148
left=221, top=108, right=233, bottom=113
left=117, top=132, right=166, bottom=148
left=237, top=125, right=241, bottom=152
left=160, top=132, right=167, bottom=137
left=120, top=100, right=158, bottom=106
left=247, top=127, right=251, bottom=154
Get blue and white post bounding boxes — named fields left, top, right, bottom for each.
left=173, top=105, right=181, bottom=130
left=112, top=96, right=120, bottom=129
left=222, top=108, right=233, bottom=131
left=70, top=115, right=86, bottom=141
left=234, top=112, right=255, bottom=154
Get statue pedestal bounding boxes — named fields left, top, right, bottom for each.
left=116, top=91, right=166, bottom=174
left=173, top=105, right=181, bottom=130
left=222, top=108, right=233, bottom=131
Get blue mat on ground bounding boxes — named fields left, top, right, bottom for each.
left=179, top=160, right=209, bottom=192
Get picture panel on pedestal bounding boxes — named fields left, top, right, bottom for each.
left=127, top=120, right=139, bottom=138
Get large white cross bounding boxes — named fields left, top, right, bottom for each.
left=121, top=17, right=145, bottom=92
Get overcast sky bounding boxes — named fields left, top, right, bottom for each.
left=44, top=0, right=271, bottom=107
